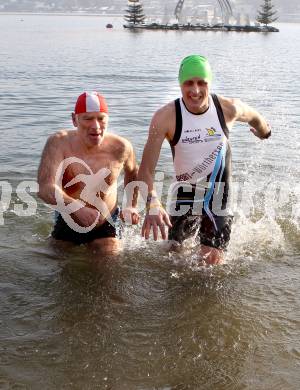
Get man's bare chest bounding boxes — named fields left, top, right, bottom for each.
left=62, top=148, right=124, bottom=190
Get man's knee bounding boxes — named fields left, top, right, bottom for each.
left=200, top=245, right=224, bottom=265
left=89, top=237, right=120, bottom=255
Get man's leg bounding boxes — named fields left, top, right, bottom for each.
left=200, top=244, right=224, bottom=265
left=89, top=237, right=120, bottom=255
left=199, top=215, right=233, bottom=265
left=168, top=212, right=201, bottom=252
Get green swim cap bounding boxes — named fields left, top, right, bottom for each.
left=178, top=55, right=212, bottom=84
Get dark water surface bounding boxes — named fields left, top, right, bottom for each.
left=0, top=14, right=299, bottom=389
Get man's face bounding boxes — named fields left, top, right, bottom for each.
left=72, top=112, right=108, bottom=147
left=180, top=77, right=210, bottom=114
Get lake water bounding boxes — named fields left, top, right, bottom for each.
left=0, top=14, right=299, bottom=390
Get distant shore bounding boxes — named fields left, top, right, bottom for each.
left=1, top=12, right=299, bottom=23
left=0, top=12, right=123, bottom=17
left=124, top=22, right=279, bottom=33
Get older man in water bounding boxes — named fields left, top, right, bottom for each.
left=38, top=91, right=139, bottom=254
left=138, top=55, right=271, bottom=265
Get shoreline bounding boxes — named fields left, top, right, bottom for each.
left=124, top=23, right=280, bottom=33
left=0, top=12, right=299, bottom=24
left=0, top=12, right=123, bottom=17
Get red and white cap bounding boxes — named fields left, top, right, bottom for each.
left=74, top=91, right=108, bottom=115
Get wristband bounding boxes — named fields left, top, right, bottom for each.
left=146, top=194, right=158, bottom=202
left=146, top=194, right=161, bottom=210
left=147, top=202, right=161, bottom=210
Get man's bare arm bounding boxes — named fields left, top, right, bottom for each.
left=123, top=141, right=139, bottom=208
left=220, top=96, right=271, bottom=139
left=138, top=106, right=173, bottom=239
left=37, top=132, right=75, bottom=205
left=37, top=132, right=100, bottom=227
left=138, top=107, right=172, bottom=198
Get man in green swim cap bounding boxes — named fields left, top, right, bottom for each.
left=178, top=55, right=213, bottom=84
left=138, top=55, right=271, bottom=265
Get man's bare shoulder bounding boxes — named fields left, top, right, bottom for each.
left=150, top=101, right=176, bottom=138
left=105, top=133, right=132, bottom=147
left=217, top=95, right=239, bottom=122
left=153, top=101, right=176, bottom=123
left=105, top=133, right=133, bottom=158
left=40, top=130, right=78, bottom=161
left=46, top=129, right=76, bottom=145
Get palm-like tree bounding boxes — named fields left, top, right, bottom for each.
left=124, top=0, right=146, bottom=25
left=256, top=0, right=278, bottom=26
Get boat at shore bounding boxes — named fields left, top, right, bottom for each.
left=123, top=22, right=279, bottom=33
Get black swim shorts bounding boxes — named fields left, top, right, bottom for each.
left=52, top=208, right=120, bottom=245
left=168, top=209, right=233, bottom=250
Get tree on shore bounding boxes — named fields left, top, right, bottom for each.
left=256, top=0, right=278, bottom=26
left=124, top=0, right=146, bottom=25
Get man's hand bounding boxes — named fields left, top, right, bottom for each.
left=250, top=123, right=272, bottom=140
left=141, top=206, right=172, bottom=241
left=72, top=206, right=100, bottom=227
left=120, top=207, right=140, bottom=225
